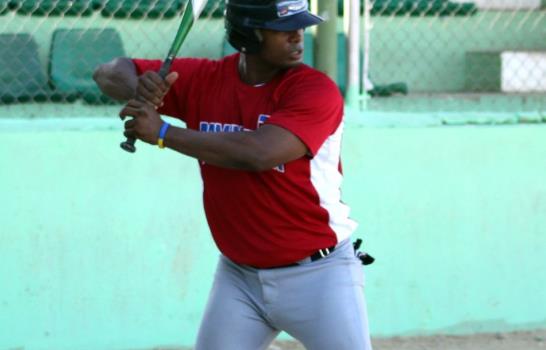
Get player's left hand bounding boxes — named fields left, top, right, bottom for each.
left=119, top=99, right=163, bottom=145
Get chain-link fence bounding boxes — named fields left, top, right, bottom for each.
left=364, top=0, right=546, bottom=119
left=1, top=0, right=546, bottom=121
left=0, top=0, right=227, bottom=118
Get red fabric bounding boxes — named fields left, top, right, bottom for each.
left=133, top=54, right=345, bottom=268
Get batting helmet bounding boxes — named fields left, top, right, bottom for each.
left=225, top=0, right=323, bottom=54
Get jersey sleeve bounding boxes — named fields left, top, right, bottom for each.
left=132, top=58, right=207, bottom=123
left=264, top=70, right=344, bottom=157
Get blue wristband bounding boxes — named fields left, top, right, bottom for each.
left=157, top=122, right=171, bottom=149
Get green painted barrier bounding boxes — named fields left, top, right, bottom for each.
left=1, top=118, right=545, bottom=349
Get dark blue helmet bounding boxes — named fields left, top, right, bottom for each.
left=225, top=0, right=323, bottom=54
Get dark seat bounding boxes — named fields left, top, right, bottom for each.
left=99, top=0, right=184, bottom=19
left=50, top=28, right=126, bottom=104
left=308, top=0, right=476, bottom=16
left=0, top=34, right=60, bottom=103
left=12, top=0, right=96, bottom=16
left=200, top=0, right=225, bottom=18
left=370, top=0, right=477, bottom=16
left=0, top=0, right=10, bottom=15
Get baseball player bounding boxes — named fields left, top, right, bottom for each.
left=94, top=0, right=373, bottom=349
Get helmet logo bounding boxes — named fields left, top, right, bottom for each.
left=277, top=0, right=308, bottom=18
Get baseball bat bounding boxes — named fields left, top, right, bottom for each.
left=120, top=0, right=207, bottom=153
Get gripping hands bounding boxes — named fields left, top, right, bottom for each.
left=119, top=71, right=178, bottom=152
left=134, top=70, right=178, bottom=108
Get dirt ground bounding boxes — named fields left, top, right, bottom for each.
left=268, top=329, right=546, bottom=350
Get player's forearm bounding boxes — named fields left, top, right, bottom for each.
left=164, top=127, right=276, bottom=171
left=93, top=57, right=138, bottom=101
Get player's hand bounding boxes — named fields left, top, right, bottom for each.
left=120, top=99, right=164, bottom=145
left=136, top=71, right=178, bottom=108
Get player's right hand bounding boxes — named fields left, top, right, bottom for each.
left=136, top=71, right=178, bottom=108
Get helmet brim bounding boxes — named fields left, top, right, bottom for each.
left=261, top=11, right=323, bottom=31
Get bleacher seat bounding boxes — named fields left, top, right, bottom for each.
left=0, top=0, right=10, bottom=15
left=12, top=0, right=96, bottom=16
left=200, top=0, right=225, bottom=18
left=50, top=28, right=125, bottom=104
left=99, top=0, right=184, bottom=19
left=369, top=0, right=477, bottom=16
left=307, top=0, right=477, bottom=16
left=0, top=34, right=55, bottom=103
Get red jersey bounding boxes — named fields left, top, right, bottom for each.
left=133, top=54, right=357, bottom=268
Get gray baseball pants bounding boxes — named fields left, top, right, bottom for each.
left=194, top=239, right=373, bottom=350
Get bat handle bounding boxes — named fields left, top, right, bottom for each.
left=120, top=137, right=137, bottom=153
left=119, top=57, right=174, bottom=153
left=158, top=56, right=173, bottom=79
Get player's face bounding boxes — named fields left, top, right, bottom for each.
left=259, top=29, right=305, bottom=69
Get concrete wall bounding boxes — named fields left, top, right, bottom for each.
left=1, top=116, right=546, bottom=349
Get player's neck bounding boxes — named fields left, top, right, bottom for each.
left=238, top=53, right=282, bottom=86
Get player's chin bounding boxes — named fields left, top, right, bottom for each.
left=282, top=56, right=304, bottom=68
left=278, top=49, right=303, bottom=67
left=282, top=61, right=303, bottom=69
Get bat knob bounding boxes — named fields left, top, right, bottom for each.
left=120, top=139, right=136, bottom=153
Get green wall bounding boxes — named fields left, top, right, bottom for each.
left=343, top=121, right=546, bottom=335
left=1, top=116, right=545, bottom=349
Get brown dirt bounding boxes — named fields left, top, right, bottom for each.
left=268, top=329, right=546, bottom=350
